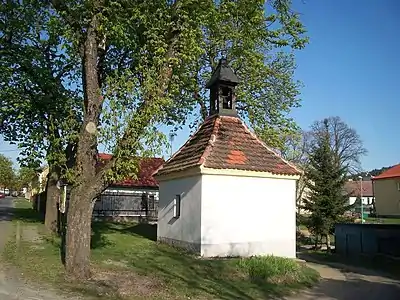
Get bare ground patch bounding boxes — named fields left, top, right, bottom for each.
left=88, top=266, right=164, bottom=298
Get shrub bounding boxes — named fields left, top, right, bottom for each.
left=238, top=255, right=319, bottom=285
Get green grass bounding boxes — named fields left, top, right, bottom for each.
left=13, top=197, right=34, bottom=209
left=3, top=205, right=320, bottom=300
left=365, top=217, right=400, bottom=224
left=238, top=256, right=319, bottom=287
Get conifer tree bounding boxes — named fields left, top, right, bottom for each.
left=303, top=119, right=349, bottom=250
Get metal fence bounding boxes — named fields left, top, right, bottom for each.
left=335, top=223, right=400, bottom=258
left=93, top=190, right=158, bottom=219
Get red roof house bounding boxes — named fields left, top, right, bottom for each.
left=344, top=180, right=374, bottom=198
left=371, top=164, right=400, bottom=217
left=372, top=164, right=400, bottom=180
left=93, top=154, right=164, bottom=221
left=98, top=153, right=164, bottom=188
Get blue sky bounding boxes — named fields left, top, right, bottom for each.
left=1, top=0, right=399, bottom=171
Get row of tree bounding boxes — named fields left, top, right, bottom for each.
left=0, top=154, right=37, bottom=192
left=0, top=0, right=309, bottom=280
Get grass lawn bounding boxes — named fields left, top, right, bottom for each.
left=3, top=198, right=320, bottom=300
left=365, top=217, right=400, bottom=224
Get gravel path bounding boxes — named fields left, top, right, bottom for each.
left=0, top=197, right=84, bottom=300
left=288, top=260, right=400, bottom=300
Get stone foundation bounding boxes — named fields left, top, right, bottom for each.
left=157, top=236, right=201, bottom=254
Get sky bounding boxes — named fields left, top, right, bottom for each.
left=1, top=0, right=399, bottom=171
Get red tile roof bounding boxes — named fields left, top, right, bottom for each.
left=372, top=164, right=400, bottom=180
left=155, top=115, right=301, bottom=177
left=98, top=154, right=164, bottom=188
left=344, top=180, right=373, bottom=197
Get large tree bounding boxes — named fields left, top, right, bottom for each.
left=2, top=0, right=308, bottom=280
left=309, top=116, right=367, bottom=174
left=0, top=154, right=14, bottom=189
left=280, top=130, right=312, bottom=214
left=183, top=0, right=308, bottom=150
left=303, top=119, right=349, bottom=251
left=0, top=0, right=81, bottom=232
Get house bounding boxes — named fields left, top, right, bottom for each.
left=92, top=154, right=164, bottom=221
left=154, top=59, right=301, bottom=258
left=28, top=166, right=49, bottom=212
left=372, top=164, right=400, bottom=217
left=344, top=179, right=374, bottom=208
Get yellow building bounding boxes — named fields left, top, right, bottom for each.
left=28, top=166, right=49, bottom=212
left=372, top=164, right=400, bottom=217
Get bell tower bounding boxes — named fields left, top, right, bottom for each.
left=206, top=58, right=240, bottom=117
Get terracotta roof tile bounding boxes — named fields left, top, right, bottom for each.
left=98, top=154, right=164, bottom=187
left=156, top=115, right=300, bottom=176
left=344, top=180, right=373, bottom=197
left=372, top=164, right=400, bottom=180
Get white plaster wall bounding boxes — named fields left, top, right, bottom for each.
left=201, top=174, right=297, bottom=258
left=157, top=175, right=202, bottom=246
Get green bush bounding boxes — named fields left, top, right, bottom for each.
left=238, top=255, right=319, bottom=285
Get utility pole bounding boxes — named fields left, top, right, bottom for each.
left=358, top=175, right=363, bottom=223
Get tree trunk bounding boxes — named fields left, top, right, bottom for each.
left=65, top=187, right=95, bottom=280
left=326, top=234, right=331, bottom=252
left=44, top=167, right=60, bottom=233
left=314, top=234, right=319, bottom=250
left=63, top=8, right=102, bottom=279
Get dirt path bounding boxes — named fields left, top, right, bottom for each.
left=0, top=198, right=84, bottom=300
left=288, top=260, right=400, bottom=300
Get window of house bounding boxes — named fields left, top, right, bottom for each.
left=397, top=182, right=400, bottom=191
left=173, top=194, right=181, bottom=218
left=148, top=194, right=155, bottom=210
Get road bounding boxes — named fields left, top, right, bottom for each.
left=287, top=258, right=400, bottom=300
left=0, top=197, right=83, bottom=300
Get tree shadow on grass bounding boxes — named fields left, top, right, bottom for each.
left=90, top=221, right=157, bottom=249
left=120, top=223, right=157, bottom=241
left=121, top=245, right=304, bottom=300
left=9, top=207, right=44, bottom=224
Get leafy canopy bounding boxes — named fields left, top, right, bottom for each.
left=1, top=0, right=308, bottom=186
left=0, top=154, right=15, bottom=188
left=0, top=0, right=81, bottom=172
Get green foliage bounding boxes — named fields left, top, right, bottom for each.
left=1, top=0, right=308, bottom=185
left=303, top=119, right=349, bottom=241
left=0, top=154, right=15, bottom=188
left=0, top=0, right=81, bottom=173
left=238, top=255, right=319, bottom=285
left=12, top=167, right=38, bottom=191
left=181, top=0, right=309, bottom=151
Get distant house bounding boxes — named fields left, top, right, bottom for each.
left=28, top=166, right=49, bottom=212
left=58, top=154, right=164, bottom=221
left=344, top=180, right=374, bottom=207
left=372, top=164, right=400, bottom=217
left=92, top=154, right=164, bottom=221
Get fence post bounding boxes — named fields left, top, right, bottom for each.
left=16, top=220, right=21, bottom=258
